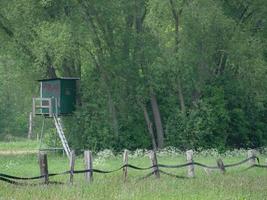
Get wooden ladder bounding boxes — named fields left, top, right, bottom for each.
left=53, top=115, right=71, bottom=159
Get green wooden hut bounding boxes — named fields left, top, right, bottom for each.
left=37, top=77, right=79, bottom=115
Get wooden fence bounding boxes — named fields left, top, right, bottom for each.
left=0, top=149, right=266, bottom=186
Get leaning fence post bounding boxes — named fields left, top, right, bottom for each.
left=186, top=150, right=195, bottom=177
left=123, top=149, right=128, bottom=182
left=38, top=152, right=49, bottom=184
left=69, top=150, right=75, bottom=184
left=149, top=151, right=160, bottom=178
left=84, top=150, right=93, bottom=183
left=248, top=150, right=256, bottom=166
left=217, top=158, right=226, bottom=174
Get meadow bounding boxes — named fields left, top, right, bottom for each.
left=0, top=142, right=267, bottom=200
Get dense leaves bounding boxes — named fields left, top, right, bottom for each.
left=0, top=0, right=266, bottom=151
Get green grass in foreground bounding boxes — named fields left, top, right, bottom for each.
left=0, top=151, right=267, bottom=200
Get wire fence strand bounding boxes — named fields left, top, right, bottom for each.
left=0, top=156, right=265, bottom=185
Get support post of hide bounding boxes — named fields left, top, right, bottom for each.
left=84, top=150, right=93, bottom=183
left=186, top=150, right=194, bottom=177
left=28, top=112, right=33, bottom=139
left=149, top=151, right=160, bottom=178
left=123, top=149, right=128, bottom=182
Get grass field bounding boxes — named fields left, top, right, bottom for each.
left=0, top=142, right=266, bottom=200
left=0, top=139, right=39, bottom=151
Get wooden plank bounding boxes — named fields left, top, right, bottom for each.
left=38, top=152, right=49, bottom=184
left=32, top=98, right=36, bottom=116
left=149, top=151, right=160, bottom=178
left=55, top=98, right=58, bottom=116
left=84, top=150, right=93, bottom=183
left=34, top=97, right=51, bottom=101
left=186, top=150, right=194, bottom=177
left=123, top=149, right=128, bottom=182
left=48, top=98, right=52, bottom=117
left=69, top=150, right=75, bottom=184
left=28, top=112, right=33, bottom=139
left=35, top=106, right=51, bottom=109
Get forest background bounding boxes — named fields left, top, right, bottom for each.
left=0, top=0, right=267, bottom=152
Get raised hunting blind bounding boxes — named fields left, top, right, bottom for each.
left=33, top=77, right=79, bottom=116
left=32, top=77, right=79, bottom=159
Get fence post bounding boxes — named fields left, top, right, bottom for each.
left=38, top=152, right=49, bottom=184
left=149, top=151, right=160, bottom=178
left=123, top=149, right=128, bottom=182
left=84, top=150, right=93, bottom=183
left=248, top=150, right=256, bottom=166
left=217, top=158, right=226, bottom=174
left=186, top=150, right=194, bottom=177
left=69, top=150, right=75, bottom=184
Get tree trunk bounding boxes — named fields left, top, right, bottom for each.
left=169, top=0, right=186, bottom=113
left=108, top=93, right=119, bottom=139
left=134, top=1, right=160, bottom=148
left=143, top=104, right=157, bottom=150
left=80, top=3, right=120, bottom=138
left=177, top=77, right=186, bottom=113
left=150, top=91, right=164, bottom=149
left=44, top=54, right=57, bottom=78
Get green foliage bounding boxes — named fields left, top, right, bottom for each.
left=0, top=55, right=35, bottom=137
left=166, top=86, right=229, bottom=150
left=0, top=0, right=267, bottom=151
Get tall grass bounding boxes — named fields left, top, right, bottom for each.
left=0, top=146, right=266, bottom=200
left=0, top=139, right=39, bottom=151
